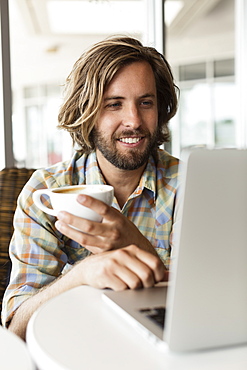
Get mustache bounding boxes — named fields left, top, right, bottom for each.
left=114, top=128, right=151, bottom=139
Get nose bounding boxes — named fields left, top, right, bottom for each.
left=122, top=104, right=142, bottom=129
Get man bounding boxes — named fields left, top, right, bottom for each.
left=1, top=36, right=179, bottom=340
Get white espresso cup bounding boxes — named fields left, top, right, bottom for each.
left=33, top=184, right=114, bottom=222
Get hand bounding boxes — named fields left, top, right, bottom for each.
left=55, top=194, right=156, bottom=255
left=70, top=244, right=168, bottom=291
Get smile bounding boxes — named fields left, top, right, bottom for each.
left=118, top=137, right=143, bottom=144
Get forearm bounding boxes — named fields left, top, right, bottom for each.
left=8, top=266, right=82, bottom=341
left=8, top=245, right=166, bottom=341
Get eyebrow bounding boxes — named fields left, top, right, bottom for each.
left=104, top=96, right=124, bottom=101
left=103, top=93, right=156, bottom=101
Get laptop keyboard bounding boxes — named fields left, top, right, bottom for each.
left=139, top=307, right=166, bottom=329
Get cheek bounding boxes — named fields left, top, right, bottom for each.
left=145, top=111, right=158, bottom=129
left=96, top=113, right=120, bottom=131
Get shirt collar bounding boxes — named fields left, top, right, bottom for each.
left=129, top=155, right=157, bottom=200
left=85, top=152, right=106, bottom=185
left=75, top=151, right=156, bottom=198
left=74, top=151, right=106, bottom=185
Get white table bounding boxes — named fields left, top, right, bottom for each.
left=27, top=285, right=247, bottom=370
left=0, top=325, right=35, bottom=370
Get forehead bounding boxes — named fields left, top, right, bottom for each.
left=104, top=61, right=156, bottom=96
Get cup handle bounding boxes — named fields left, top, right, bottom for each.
left=32, top=189, right=57, bottom=216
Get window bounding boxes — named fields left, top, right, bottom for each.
left=9, top=0, right=150, bottom=168
left=171, top=58, right=236, bottom=156
left=179, top=63, right=206, bottom=81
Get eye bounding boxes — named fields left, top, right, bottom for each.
left=110, top=102, right=121, bottom=107
left=105, top=101, right=122, bottom=110
left=141, top=100, right=154, bottom=108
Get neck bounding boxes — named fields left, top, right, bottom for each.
left=95, top=150, right=146, bottom=208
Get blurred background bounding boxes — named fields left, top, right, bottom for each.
left=1, top=0, right=245, bottom=170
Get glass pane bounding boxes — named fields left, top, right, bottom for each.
left=179, top=63, right=206, bottom=81
left=213, top=82, right=236, bottom=147
left=179, top=83, right=211, bottom=148
left=9, top=0, right=147, bottom=168
left=25, top=105, right=44, bottom=168
left=214, top=59, right=234, bottom=78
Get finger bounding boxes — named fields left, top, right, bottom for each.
left=113, top=270, right=143, bottom=290
left=55, top=219, right=108, bottom=253
left=111, top=248, right=156, bottom=289
left=104, top=278, right=128, bottom=291
left=126, top=245, right=166, bottom=283
left=162, top=269, right=169, bottom=282
left=57, top=210, right=116, bottom=241
left=99, top=253, right=145, bottom=290
left=55, top=219, right=84, bottom=239
left=94, top=273, right=129, bottom=291
left=81, top=255, right=129, bottom=291
left=77, top=194, right=120, bottom=222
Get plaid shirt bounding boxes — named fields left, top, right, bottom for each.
left=1, top=149, right=179, bottom=326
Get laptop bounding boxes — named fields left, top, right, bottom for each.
left=102, top=148, right=247, bottom=352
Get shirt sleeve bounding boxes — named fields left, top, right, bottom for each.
left=1, top=169, right=69, bottom=327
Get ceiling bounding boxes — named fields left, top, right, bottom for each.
left=9, top=0, right=234, bottom=87
left=15, top=0, right=225, bottom=36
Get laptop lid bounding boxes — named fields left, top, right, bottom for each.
left=166, top=147, right=247, bottom=351
left=103, top=148, right=247, bottom=352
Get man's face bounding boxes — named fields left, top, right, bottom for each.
left=93, top=61, right=158, bottom=171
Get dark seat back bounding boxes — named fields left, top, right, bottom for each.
left=0, top=167, right=35, bottom=322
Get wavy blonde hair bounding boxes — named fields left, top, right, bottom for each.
left=58, top=36, right=179, bottom=153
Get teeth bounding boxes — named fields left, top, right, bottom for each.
left=119, top=137, right=141, bottom=143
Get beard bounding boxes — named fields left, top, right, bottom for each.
left=92, top=127, right=158, bottom=170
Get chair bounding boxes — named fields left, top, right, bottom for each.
left=0, top=167, right=35, bottom=322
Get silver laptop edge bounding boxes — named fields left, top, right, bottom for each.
left=103, top=148, right=247, bottom=352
